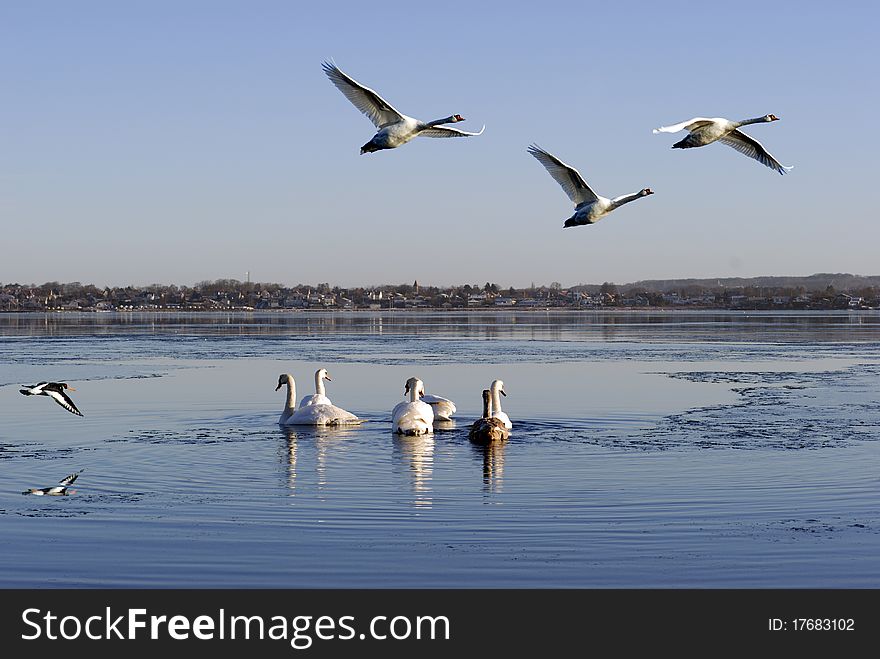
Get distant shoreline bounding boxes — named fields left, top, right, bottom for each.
left=1, top=307, right=878, bottom=314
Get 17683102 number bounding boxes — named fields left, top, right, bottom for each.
left=769, top=618, right=855, bottom=631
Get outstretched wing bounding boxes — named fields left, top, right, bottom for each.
left=419, top=125, right=485, bottom=138
left=59, top=469, right=83, bottom=486
left=527, top=144, right=598, bottom=205
left=653, top=117, right=714, bottom=134
left=46, top=389, right=84, bottom=416
left=322, top=61, right=405, bottom=128
left=719, top=129, right=792, bottom=175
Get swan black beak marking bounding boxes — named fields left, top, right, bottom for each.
left=275, top=383, right=282, bottom=391
left=501, top=390, right=507, bottom=396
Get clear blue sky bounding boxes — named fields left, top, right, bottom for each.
left=2, top=0, right=878, bottom=288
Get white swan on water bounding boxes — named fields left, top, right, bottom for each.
left=299, top=368, right=333, bottom=408
left=322, top=61, right=484, bottom=154
left=276, top=373, right=361, bottom=426
left=653, top=114, right=792, bottom=174
left=392, top=377, right=434, bottom=436
left=488, top=379, right=512, bottom=430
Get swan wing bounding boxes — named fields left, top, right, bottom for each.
left=46, top=389, right=84, bottom=416
left=322, top=61, right=405, bottom=128
left=299, top=394, right=332, bottom=408
left=653, top=117, right=715, bottom=134
left=719, top=129, right=792, bottom=175
left=288, top=403, right=360, bottom=425
left=419, top=124, right=485, bottom=138
left=527, top=144, right=598, bottom=205
left=421, top=394, right=456, bottom=420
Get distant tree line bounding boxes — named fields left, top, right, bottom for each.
left=0, top=275, right=877, bottom=311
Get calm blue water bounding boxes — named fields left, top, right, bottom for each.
left=1, top=310, right=879, bottom=587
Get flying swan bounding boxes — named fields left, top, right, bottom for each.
left=322, top=61, right=484, bottom=154
left=528, top=144, right=653, bottom=228
left=653, top=114, right=792, bottom=174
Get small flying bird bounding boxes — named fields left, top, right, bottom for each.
left=653, top=114, right=792, bottom=175
left=19, top=382, right=84, bottom=416
left=322, top=60, right=484, bottom=154
left=22, top=469, right=84, bottom=496
left=528, top=144, right=654, bottom=228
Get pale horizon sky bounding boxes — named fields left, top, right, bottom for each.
left=2, top=1, right=878, bottom=289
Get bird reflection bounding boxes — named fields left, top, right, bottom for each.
left=281, top=425, right=299, bottom=493
left=279, top=424, right=360, bottom=495
left=393, top=434, right=434, bottom=509
left=472, top=440, right=506, bottom=493
left=433, top=419, right=456, bottom=432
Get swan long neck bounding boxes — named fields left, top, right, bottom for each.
left=608, top=192, right=642, bottom=211
left=490, top=388, right=503, bottom=415
left=424, top=115, right=458, bottom=128
left=733, top=116, right=768, bottom=128
left=284, top=377, right=297, bottom=414
left=314, top=371, right=326, bottom=397
left=481, top=390, right=492, bottom=419
left=410, top=381, right=423, bottom=403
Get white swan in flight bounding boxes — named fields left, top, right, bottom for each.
left=469, top=389, right=510, bottom=444
left=392, top=377, right=434, bottom=436
left=528, top=144, right=654, bottom=228
left=488, top=379, right=512, bottom=430
left=653, top=114, right=792, bottom=175
left=322, top=61, right=484, bottom=154
left=275, top=374, right=361, bottom=426
left=299, top=368, right=333, bottom=408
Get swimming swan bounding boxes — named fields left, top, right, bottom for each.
left=323, top=61, right=484, bottom=154
left=299, top=368, right=334, bottom=408
left=469, top=389, right=510, bottom=444
left=653, top=114, right=792, bottom=175
left=392, top=377, right=434, bottom=436
left=404, top=378, right=456, bottom=421
left=488, top=379, right=512, bottom=430
left=528, top=144, right=653, bottom=228
left=275, top=373, right=361, bottom=426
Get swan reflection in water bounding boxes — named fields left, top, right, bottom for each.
left=471, top=440, right=506, bottom=494
left=393, top=434, right=435, bottom=509
left=279, top=424, right=360, bottom=495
